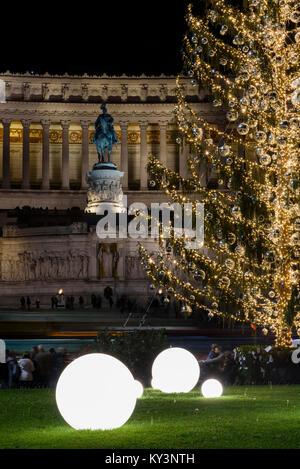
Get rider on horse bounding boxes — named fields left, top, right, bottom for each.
left=93, top=102, right=118, bottom=163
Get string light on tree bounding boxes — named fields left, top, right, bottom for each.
left=140, top=0, right=300, bottom=347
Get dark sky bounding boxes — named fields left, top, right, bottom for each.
left=2, top=1, right=190, bottom=76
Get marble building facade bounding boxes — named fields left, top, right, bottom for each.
left=0, top=72, right=223, bottom=306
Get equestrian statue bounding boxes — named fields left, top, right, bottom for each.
left=92, top=102, right=118, bottom=163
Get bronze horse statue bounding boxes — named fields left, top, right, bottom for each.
left=93, top=102, right=118, bottom=163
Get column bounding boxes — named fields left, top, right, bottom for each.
left=81, top=121, right=90, bottom=189
left=41, top=119, right=51, bottom=190
left=139, top=120, right=148, bottom=190
left=2, top=119, right=11, bottom=188
left=119, top=120, right=129, bottom=190
left=159, top=120, right=168, bottom=167
left=21, top=119, right=31, bottom=189
left=61, top=120, right=70, bottom=189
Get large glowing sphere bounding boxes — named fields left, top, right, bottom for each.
left=56, top=353, right=140, bottom=430
left=151, top=347, right=200, bottom=393
left=201, top=379, right=223, bottom=398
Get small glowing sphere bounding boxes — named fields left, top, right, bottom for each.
left=151, top=347, right=200, bottom=393
left=56, top=353, right=138, bottom=430
left=58, top=289, right=63, bottom=295
left=201, top=379, right=223, bottom=398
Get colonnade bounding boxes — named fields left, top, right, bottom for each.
left=0, top=118, right=190, bottom=191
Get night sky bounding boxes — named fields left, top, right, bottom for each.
left=2, top=1, right=190, bottom=76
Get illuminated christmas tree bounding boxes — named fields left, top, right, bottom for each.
left=140, top=0, right=300, bottom=347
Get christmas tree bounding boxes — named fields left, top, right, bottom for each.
left=140, top=0, right=300, bottom=347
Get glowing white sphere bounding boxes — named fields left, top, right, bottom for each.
left=201, top=379, right=223, bottom=398
left=151, top=347, right=200, bottom=393
left=56, top=353, right=139, bottom=430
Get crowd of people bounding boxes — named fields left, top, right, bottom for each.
left=20, top=287, right=115, bottom=311
left=199, top=344, right=237, bottom=385
left=0, top=345, right=68, bottom=389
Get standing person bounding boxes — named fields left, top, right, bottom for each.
left=20, top=296, right=26, bottom=310
left=35, top=298, right=40, bottom=309
left=79, top=296, right=84, bottom=308
left=55, top=347, right=67, bottom=378
left=0, top=352, right=8, bottom=389
left=208, top=344, right=218, bottom=359
left=30, top=346, right=39, bottom=386
left=26, top=296, right=31, bottom=311
left=104, top=286, right=113, bottom=308
left=51, top=296, right=55, bottom=310
left=49, top=348, right=58, bottom=388
left=34, top=345, right=52, bottom=388
left=18, top=352, right=35, bottom=388
left=200, top=345, right=225, bottom=380
left=7, top=351, right=20, bottom=388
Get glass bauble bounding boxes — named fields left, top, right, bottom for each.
left=247, top=119, right=258, bottom=128
left=227, top=232, right=236, bottom=245
left=219, top=144, right=231, bottom=156
left=258, top=214, right=265, bottom=223
left=290, top=232, right=300, bottom=246
left=255, top=131, right=267, bottom=143
left=240, top=97, right=249, bottom=107
left=226, top=111, right=238, bottom=122
left=220, top=25, right=228, bottom=35
left=290, top=10, right=300, bottom=22
left=233, top=35, right=244, bottom=45
left=225, top=258, right=235, bottom=269
left=220, top=58, right=228, bottom=66
left=289, top=53, right=298, bottom=65
left=259, top=154, right=272, bottom=166
left=279, top=120, right=289, bottom=129
left=237, top=123, right=249, bottom=135
left=235, top=245, right=245, bottom=255
left=294, top=218, right=300, bottom=231
left=192, top=126, right=203, bottom=139
left=248, top=85, right=257, bottom=97
left=268, top=91, right=278, bottom=102
left=220, top=276, right=230, bottom=287
left=232, top=205, right=241, bottom=217
left=201, top=37, right=208, bottom=44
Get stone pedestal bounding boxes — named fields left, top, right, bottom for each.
left=85, top=162, right=125, bottom=214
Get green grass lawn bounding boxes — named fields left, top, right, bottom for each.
left=0, top=386, right=300, bottom=449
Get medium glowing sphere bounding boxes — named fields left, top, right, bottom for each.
left=56, top=353, right=139, bottom=430
left=151, top=347, right=200, bottom=393
left=201, top=379, right=223, bottom=398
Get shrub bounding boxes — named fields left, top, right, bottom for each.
left=234, top=345, right=299, bottom=385
left=83, top=328, right=168, bottom=386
